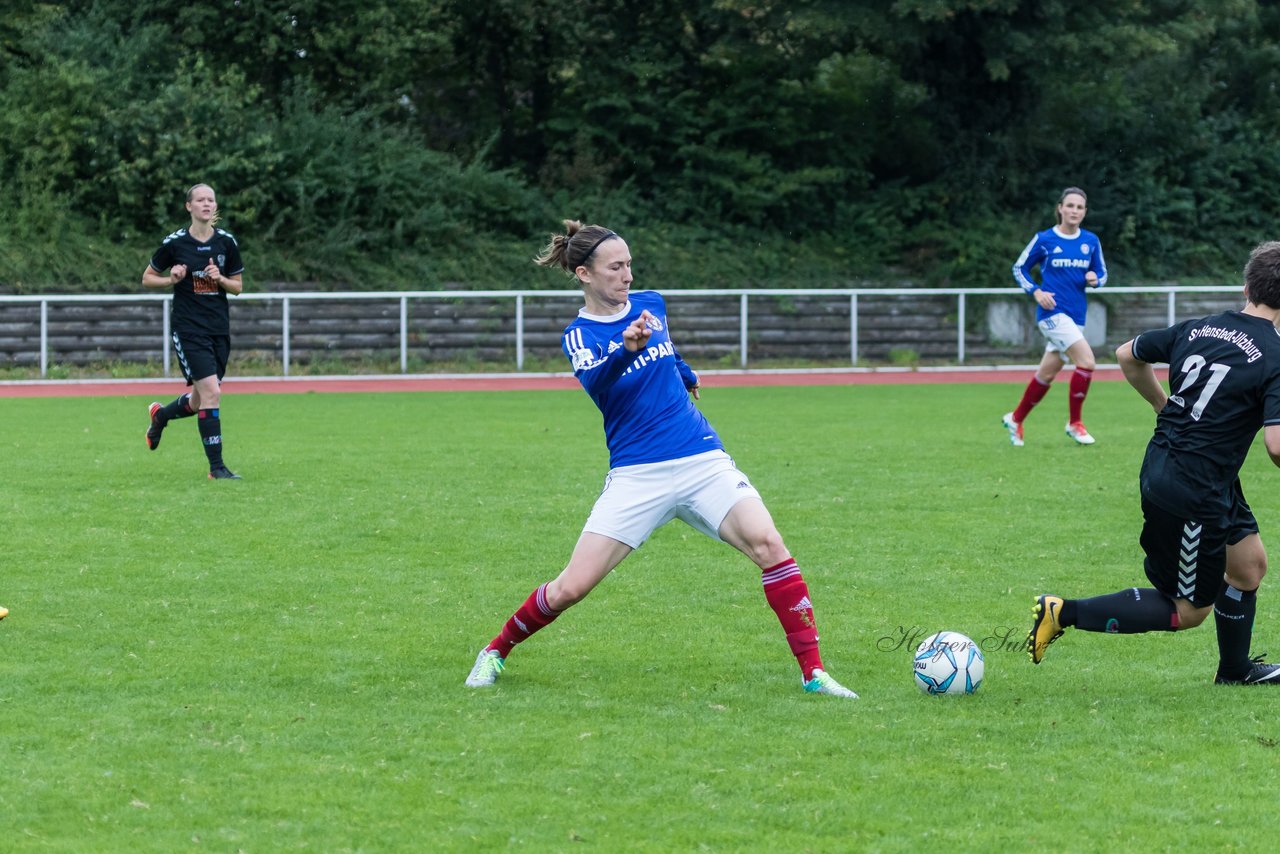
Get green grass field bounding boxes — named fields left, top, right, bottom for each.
left=3, top=381, right=1279, bottom=851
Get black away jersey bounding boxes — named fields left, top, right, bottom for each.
left=1132, top=310, right=1280, bottom=519
left=150, top=227, right=244, bottom=335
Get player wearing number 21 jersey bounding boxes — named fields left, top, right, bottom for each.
left=1027, top=240, right=1280, bottom=686
left=1134, top=310, right=1280, bottom=521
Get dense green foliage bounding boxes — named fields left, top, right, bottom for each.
left=5, top=382, right=1280, bottom=848
left=4, top=1, right=1280, bottom=290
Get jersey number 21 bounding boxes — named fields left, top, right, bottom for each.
left=1169, top=355, right=1230, bottom=421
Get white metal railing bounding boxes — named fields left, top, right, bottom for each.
left=0, top=286, right=1241, bottom=378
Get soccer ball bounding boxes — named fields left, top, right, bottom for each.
left=913, top=631, right=984, bottom=695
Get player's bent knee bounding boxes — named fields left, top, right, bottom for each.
left=1176, top=601, right=1211, bottom=630
left=745, top=531, right=788, bottom=568
left=1226, top=561, right=1267, bottom=592
left=545, top=579, right=589, bottom=611
left=1178, top=610, right=1210, bottom=630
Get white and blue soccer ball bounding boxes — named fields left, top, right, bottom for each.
left=913, top=631, right=985, bottom=695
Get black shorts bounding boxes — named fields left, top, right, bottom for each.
left=172, top=330, right=230, bottom=385
left=1140, top=487, right=1258, bottom=608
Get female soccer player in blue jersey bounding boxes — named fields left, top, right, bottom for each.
left=465, top=220, right=857, bottom=698
left=1003, top=187, right=1108, bottom=446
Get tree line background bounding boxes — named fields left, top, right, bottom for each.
left=3, top=0, right=1279, bottom=292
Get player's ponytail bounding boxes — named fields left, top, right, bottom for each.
left=535, top=220, right=617, bottom=278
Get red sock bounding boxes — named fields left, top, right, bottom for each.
left=761, top=559, right=824, bottom=680
left=1013, top=376, right=1051, bottom=423
left=1068, top=368, right=1093, bottom=423
left=488, top=583, right=561, bottom=659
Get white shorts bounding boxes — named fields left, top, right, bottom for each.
left=1037, top=313, right=1085, bottom=355
left=582, top=449, right=762, bottom=549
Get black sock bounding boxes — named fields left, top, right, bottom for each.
left=159, top=393, right=194, bottom=424
left=198, top=408, right=224, bottom=469
left=1214, top=584, right=1258, bottom=678
left=1071, top=588, right=1178, bottom=633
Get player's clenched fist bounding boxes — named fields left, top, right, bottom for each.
left=623, top=310, right=655, bottom=351
left=203, top=258, right=222, bottom=287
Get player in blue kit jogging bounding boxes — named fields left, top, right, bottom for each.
left=1003, top=187, right=1108, bottom=446
left=141, top=183, right=244, bottom=480
left=1028, top=240, right=1280, bottom=685
left=465, top=220, right=858, bottom=697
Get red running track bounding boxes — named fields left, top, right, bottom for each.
left=0, top=366, right=1153, bottom=398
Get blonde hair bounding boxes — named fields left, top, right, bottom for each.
left=186, top=183, right=220, bottom=228
left=534, top=219, right=617, bottom=277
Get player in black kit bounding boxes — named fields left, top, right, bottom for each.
left=141, top=183, right=245, bottom=480
left=1028, top=240, right=1280, bottom=685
